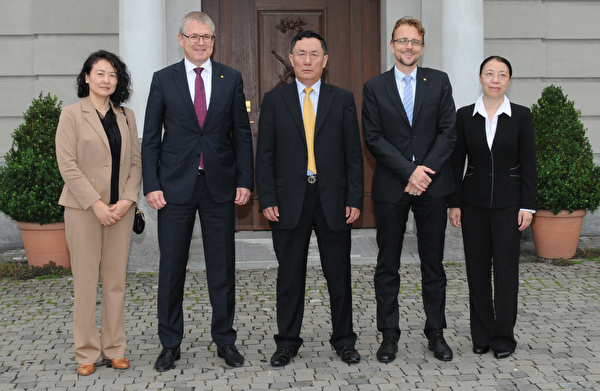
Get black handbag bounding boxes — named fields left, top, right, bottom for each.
left=133, top=207, right=145, bottom=234
left=120, top=107, right=145, bottom=235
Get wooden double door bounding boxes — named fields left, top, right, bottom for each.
left=203, top=0, right=380, bottom=230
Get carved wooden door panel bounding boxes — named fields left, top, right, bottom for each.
left=203, top=0, right=380, bottom=230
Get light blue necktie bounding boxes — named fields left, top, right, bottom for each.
left=403, top=75, right=413, bottom=126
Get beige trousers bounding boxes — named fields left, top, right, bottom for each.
left=64, top=206, right=135, bottom=364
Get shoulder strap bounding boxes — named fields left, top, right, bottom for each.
left=121, top=107, right=129, bottom=126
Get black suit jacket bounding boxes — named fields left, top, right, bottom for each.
left=142, top=59, right=254, bottom=204
left=255, top=81, right=364, bottom=231
left=448, top=102, right=537, bottom=210
left=362, top=66, right=456, bottom=202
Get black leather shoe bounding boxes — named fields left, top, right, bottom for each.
left=473, top=345, right=490, bottom=354
left=270, top=347, right=297, bottom=366
left=493, top=349, right=512, bottom=359
left=428, top=334, right=453, bottom=361
left=335, top=345, right=360, bottom=364
left=217, top=344, right=244, bottom=367
left=376, top=338, right=398, bottom=363
left=154, top=347, right=181, bottom=372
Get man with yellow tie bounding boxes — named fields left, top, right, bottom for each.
left=256, top=30, right=364, bottom=366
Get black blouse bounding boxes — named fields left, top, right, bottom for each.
left=97, top=108, right=121, bottom=204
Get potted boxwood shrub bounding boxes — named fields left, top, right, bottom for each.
left=530, top=85, right=600, bottom=259
left=0, top=92, right=70, bottom=267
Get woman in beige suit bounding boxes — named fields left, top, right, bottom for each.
left=56, top=50, right=142, bottom=376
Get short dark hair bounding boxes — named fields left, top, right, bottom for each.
left=76, top=50, right=132, bottom=106
left=290, top=30, right=328, bottom=55
left=479, top=55, right=512, bottom=77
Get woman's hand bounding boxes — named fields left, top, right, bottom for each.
left=448, top=207, right=461, bottom=228
left=91, top=200, right=122, bottom=227
left=517, top=210, right=533, bottom=231
left=110, top=199, right=135, bottom=218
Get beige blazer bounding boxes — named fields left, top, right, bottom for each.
left=56, top=96, right=142, bottom=210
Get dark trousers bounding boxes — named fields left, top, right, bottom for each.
left=374, top=192, right=448, bottom=340
left=271, top=182, right=357, bottom=351
left=157, top=174, right=236, bottom=348
left=461, top=203, right=520, bottom=352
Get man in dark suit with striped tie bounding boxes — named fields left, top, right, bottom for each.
left=362, top=16, right=457, bottom=363
left=142, top=11, right=254, bottom=371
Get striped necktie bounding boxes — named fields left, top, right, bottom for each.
left=403, top=75, right=414, bottom=126
left=194, top=67, right=206, bottom=169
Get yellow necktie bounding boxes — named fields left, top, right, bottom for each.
left=303, top=87, right=317, bottom=174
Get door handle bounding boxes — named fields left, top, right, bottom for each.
left=246, top=100, right=255, bottom=123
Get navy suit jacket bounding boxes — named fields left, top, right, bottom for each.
left=448, top=102, right=537, bottom=210
left=362, top=66, right=456, bottom=202
left=142, top=59, right=254, bottom=204
left=255, top=81, right=364, bottom=231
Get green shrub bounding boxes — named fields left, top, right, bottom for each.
left=0, top=261, right=71, bottom=280
left=531, top=85, right=600, bottom=215
left=0, top=93, right=64, bottom=224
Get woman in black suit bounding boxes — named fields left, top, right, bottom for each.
left=448, top=56, right=537, bottom=359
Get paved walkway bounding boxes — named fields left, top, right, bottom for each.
left=1, top=233, right=600, bottom=390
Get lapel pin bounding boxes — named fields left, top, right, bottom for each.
left=423, top=78, right=427, bottom=81
left=221, top=75, right=224, bottom=78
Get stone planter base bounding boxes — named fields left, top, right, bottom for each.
left=16, top=221, right=71, bottom=268
left=531, top=209, right=586, bottom=259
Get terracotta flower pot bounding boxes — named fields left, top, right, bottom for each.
left=16, top=221, right=71, bottom=268
left=530, top=209, right=586, bottom=259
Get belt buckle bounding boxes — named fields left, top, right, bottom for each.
left=307, top=175, right=317, bottom=184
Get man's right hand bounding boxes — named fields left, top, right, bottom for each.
left=408, top=165, right=435, bottom=192
left=262, top=206, right=280, bottom=222
left=146, top=190, right=167, bottom=210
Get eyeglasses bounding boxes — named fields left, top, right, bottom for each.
left=392, top=38, right=423, bottom=47
left=482, top=71, right=509, bottom=81
left=182, top=34, right=215, bottom=44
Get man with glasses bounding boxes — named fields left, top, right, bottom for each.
left=362, top=16, right=457, bottom=363
left=142, top=11, right=253, bottom=371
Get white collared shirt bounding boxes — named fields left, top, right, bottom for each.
left=184, top=57, right=212, bottom=109
left=394, top=65, right=418, bottom=107
left=473, top=94, right=512, bottom=150
left=295, top=79, right=321, bottom=119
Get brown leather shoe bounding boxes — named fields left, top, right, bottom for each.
left=77, top=363, right=95, bottom=376
left=103, top=357, right=130, bottom=369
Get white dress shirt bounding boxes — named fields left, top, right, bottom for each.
left=394, top=65, right=417, bottom=108
left=472, top=94, right=512, bottom=150
left=184, top=57, right=212, bottom=110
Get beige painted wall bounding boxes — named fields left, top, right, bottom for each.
left=483, top=1, right=600, bottom=151
left=0, top=0, right=120, bottom=157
